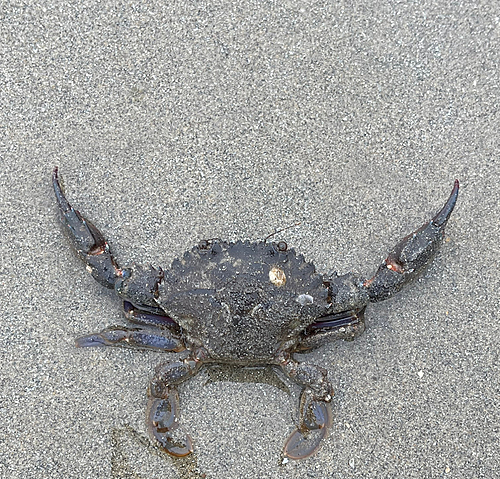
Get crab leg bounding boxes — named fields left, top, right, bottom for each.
left=75, top=325, right=186, bottom=352
left=52, top=167, right=123, bottom=289
left=147, top=357, right=202, bottom=456
left=298, top=307, right=366, bottom=351
left=147, top=389, right=193, bottom=457
left=123, top=301, right=179, bottom=330
left=366, top=180, right=459, bottom=302
left=280, top=358, right=334, bottom=459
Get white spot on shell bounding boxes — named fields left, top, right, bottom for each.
left=269, top=267, right=286, bottom=287
left=296, top=294, right=313, bottom=306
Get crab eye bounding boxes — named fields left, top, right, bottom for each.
left=198, top=240, right=210, bottom=250
left=277, top=241, right=287, bottom=252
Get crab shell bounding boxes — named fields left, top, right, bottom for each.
left=158, top=240, right=331, bottom=361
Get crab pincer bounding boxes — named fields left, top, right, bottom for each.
left=52, top=167, right=123, bottom=288
left=366, top=180, right=459, bottom=301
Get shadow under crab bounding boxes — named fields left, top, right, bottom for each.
left=53, top=168, right=459, bottom=460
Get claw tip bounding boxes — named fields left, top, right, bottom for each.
left=432, top=180, right=459, bottom=227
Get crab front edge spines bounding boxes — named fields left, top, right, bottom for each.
left=365, top=180, right=459, bottom=302
left=52, top=167, right=125, bottom=289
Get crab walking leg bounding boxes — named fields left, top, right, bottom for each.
left=298, top=308, right=366, bottom=351
left=122, top=301, right=180, bottom=330
left=147, top=389, right=193, bottom=457
left=365, top=180, right=459, bottom=302
left=75, top=325, right=186, bottom=352
left=147, top=357, right=202, bottom=456
left=52, top=167, right=124, bottom=288
left=280, top=358, right=334, bottom=459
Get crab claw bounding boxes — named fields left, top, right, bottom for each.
left=366, top=180, right=459, bottom=302
left=53, top=167, right=123, bottom=288
left=147, top=391, right=193, bottom=457
left=283, top=391, right=332, bottom=460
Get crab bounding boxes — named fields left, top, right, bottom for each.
left=52, top=168, right=459, bottom=460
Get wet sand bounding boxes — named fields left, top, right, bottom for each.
left=1, top=2, right=499, bottom=477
